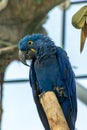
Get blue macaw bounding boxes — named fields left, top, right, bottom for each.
left=18, top=34, right=77, bottom=130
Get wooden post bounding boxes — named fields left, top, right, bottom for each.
left=40, top=91, right=70, bottom=130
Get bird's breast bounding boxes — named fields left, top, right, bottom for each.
left=34, top=55, right=63, bottom=91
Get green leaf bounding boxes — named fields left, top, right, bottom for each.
left=35, top=0, right=41, bottom=4
left=61, top=43, right=64, bottom=49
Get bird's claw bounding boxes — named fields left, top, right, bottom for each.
left=38, top=91, right=45, bottom=99
left=54, top=87, right=68, bottom=98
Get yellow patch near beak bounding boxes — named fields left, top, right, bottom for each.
left=30, top=48, right=35, bottom=52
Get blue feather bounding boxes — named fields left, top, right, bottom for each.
left=56, top=47, right=77, bottom=129
left=18, top=34, right=77, bottom=130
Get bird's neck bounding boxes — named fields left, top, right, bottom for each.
left=36, top=45, right=57, bottom=62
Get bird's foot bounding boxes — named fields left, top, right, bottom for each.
left=54, top=87, right=67, bottom=98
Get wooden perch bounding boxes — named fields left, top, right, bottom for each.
left=40, top=91, right=70, bottom=130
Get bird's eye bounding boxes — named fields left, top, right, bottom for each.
left=28, top=41, right=33, bottom=45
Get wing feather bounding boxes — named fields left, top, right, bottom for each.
left=29, top=61, right=50, bottom=130
left=56, top=47, right=77, bottom=119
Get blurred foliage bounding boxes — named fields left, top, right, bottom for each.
left=35, top=0, right=42, bottom=4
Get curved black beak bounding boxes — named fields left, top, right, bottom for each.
left=19, top=49, right=35, bottom=66
left=19, top=50, right=30, bottom=67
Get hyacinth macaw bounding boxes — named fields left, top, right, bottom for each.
left=18, top=34, right=77, bottom=130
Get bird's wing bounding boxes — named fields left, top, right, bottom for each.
left=29, top=61, right=50, bottom=130
left=56, top=47, right=77, bottom=117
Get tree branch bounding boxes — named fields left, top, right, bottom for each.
left=0, top=0, right=8, bottom=11
left=0, top=44, right=17, bottom=55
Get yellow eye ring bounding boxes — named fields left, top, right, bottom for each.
left=28, top=41, right=33, bottom=45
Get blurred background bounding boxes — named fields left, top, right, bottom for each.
left=0, top=0, right=87, bottom=130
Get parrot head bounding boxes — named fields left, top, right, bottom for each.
left=18, top=34, right=56, bottom=66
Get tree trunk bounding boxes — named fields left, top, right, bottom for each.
left=0, top=0, right=66, bottom=127
left=0, top=73, right=4, bottom=130
left=0, top=0, right=65, bottom=73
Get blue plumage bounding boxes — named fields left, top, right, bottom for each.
left=18, top=34, right=77, bottom=130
